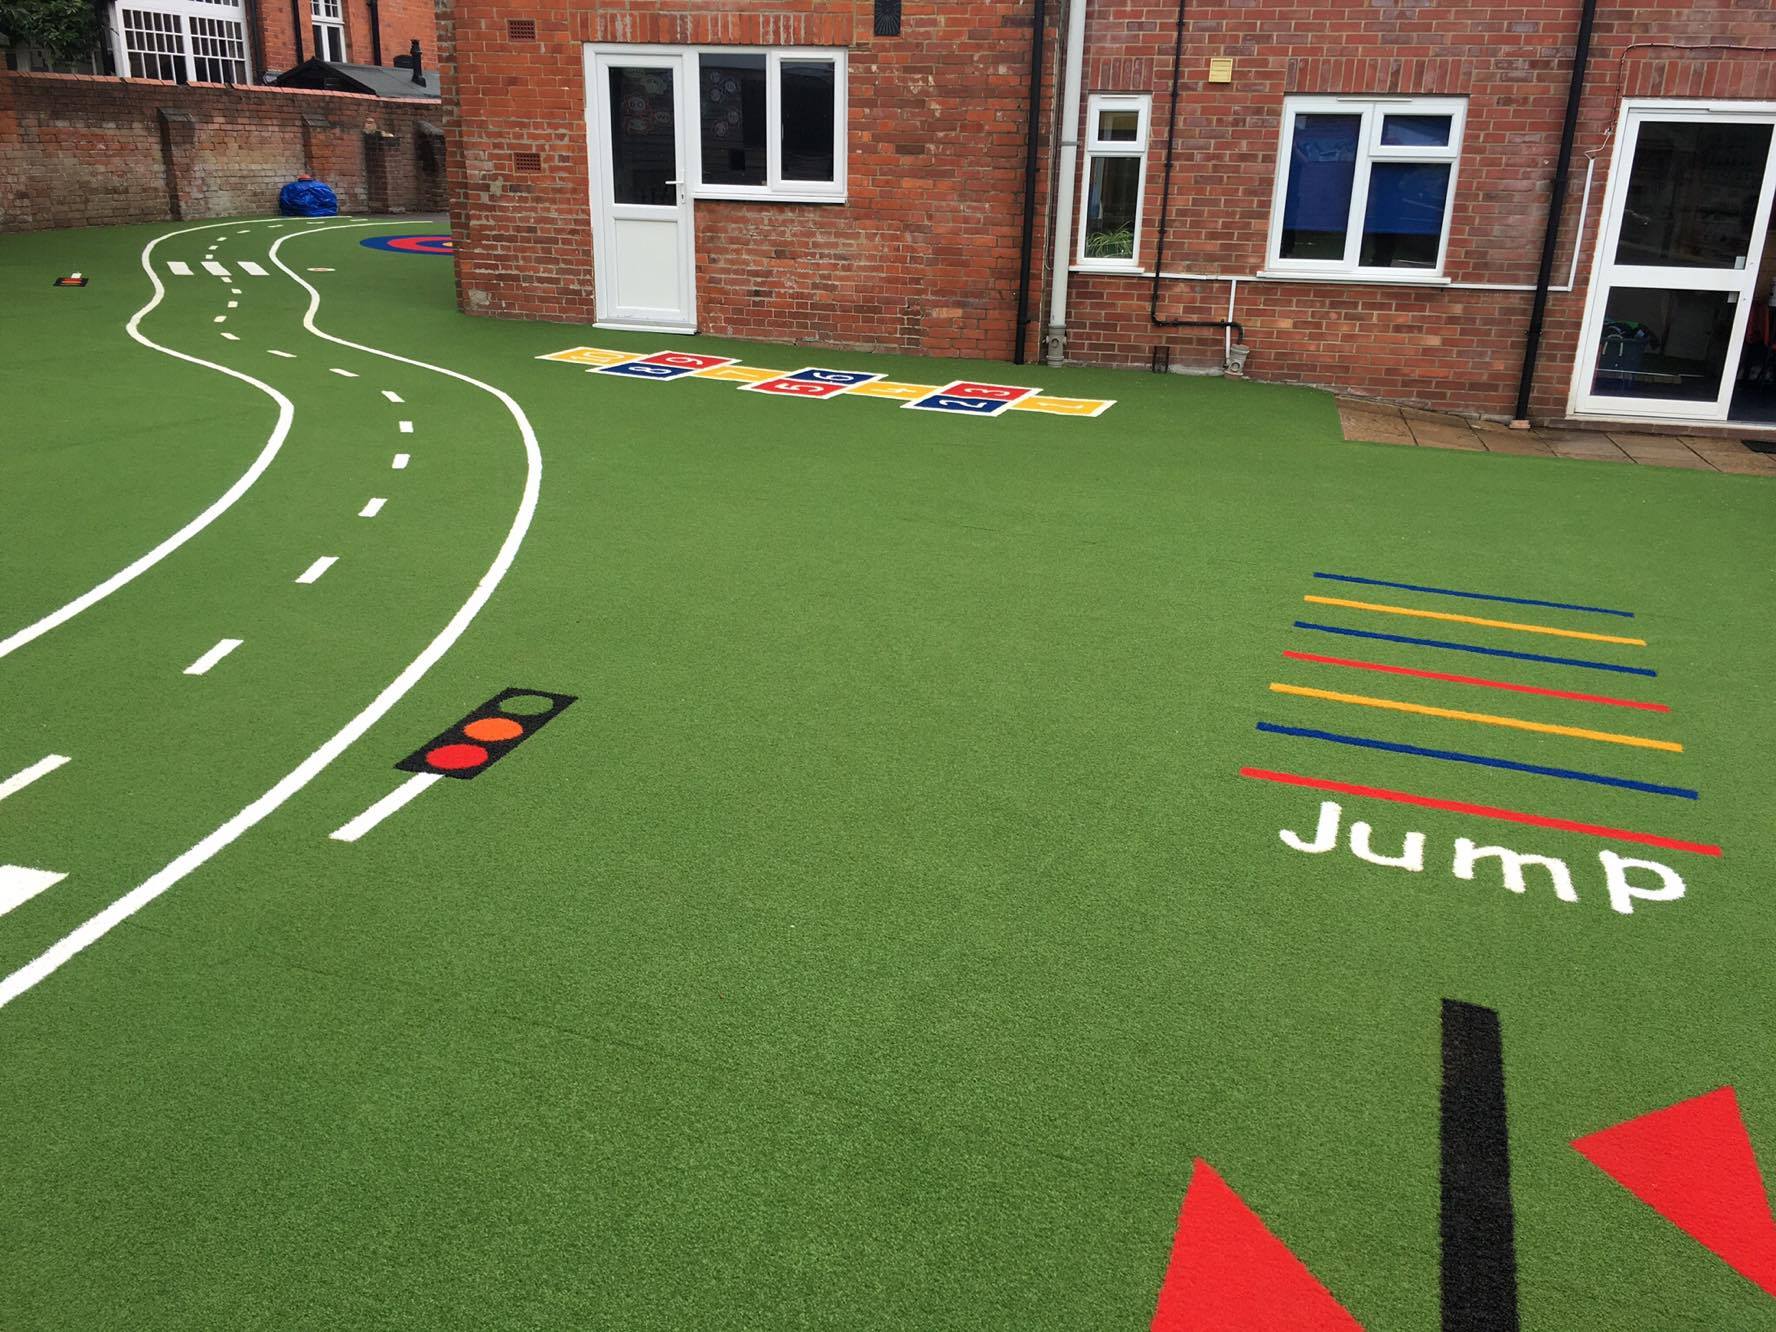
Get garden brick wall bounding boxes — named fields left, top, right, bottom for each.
left=0, top=71, right=447, bottom=231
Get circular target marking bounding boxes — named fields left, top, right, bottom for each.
left=360, top=234, right=455, bottom=255
left=425, top=742, right=490, bottom=770
left=498, top=693, right=558, bottom=716
left=463, top=716, right=524, bottom=742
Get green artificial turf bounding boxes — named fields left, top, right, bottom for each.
left=1, top=216, right=1774, bottom=1330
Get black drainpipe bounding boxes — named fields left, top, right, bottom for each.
left=1148, top=0, right=1244, bottom=349
left=289, top=0, right=306, bottom=63
left=367, top=0, right=383, bottom=64
left=1012, top=0, right=1048, bottom=364
left=1512, top=0, right=1598, bottom=424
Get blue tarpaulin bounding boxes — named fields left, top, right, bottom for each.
left=279, top=178, right=339, bottom=217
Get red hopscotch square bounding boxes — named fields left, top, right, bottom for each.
left=742, top=377, right=849, bottom=399
left=945, top=381, right=1037, bottom=402
left=640, top=352, right=738, bottom=370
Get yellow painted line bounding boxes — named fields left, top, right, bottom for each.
left=1303, top=595, right=1647, bottom=646
left=695, top=364, right=780, bottom=383
left=852, top=380, right=936, bottom=400
left=1269, top=683, right=1682, bottom=752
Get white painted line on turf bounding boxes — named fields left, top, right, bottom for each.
left=0, top=867, right=66, bottom=919
left=329, top=367, right=358, bottom=378
left=267, top=349, right=296, bottom=358
left=0, top=222, right=544, bottom=1011
left=358, top=497, right=387, bottom=518
left=294, top=556, right=338, bottom=584
left=237, top=260, right=268, bottom=276
left=236, top=230, right=251, bottom=235
left=381, top=390, right=403, bottom=403
left=230, top=287, right=241, bottom=294
left=0, top=754, right=71, bottom=805
left=183, top=637, right=243, bottom=675
left=202, top=260, right=230, bottom=277
left=220, top=332, right=240, bottom=341
left=398, top=420, right=413, bottom=434
left=329, top=772, right=442, bottom=843
left=0, top=217, right=296, bottom=664
left=167, top=260, right=193, bottom=276
left=213, top=315, right=227, bottom=324
left=391, top=453, right=410, bottom=469
left=227, top=300, right=238, bottom=309
left=308, top=267, right=336, bottom=273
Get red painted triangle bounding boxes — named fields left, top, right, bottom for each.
left=1150, top=1159, right=1363, bottom=1331
left=1572, top=1085, right=1776, bottom=1298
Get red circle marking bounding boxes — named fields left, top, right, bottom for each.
left=426, top=742, right=490, bottom=770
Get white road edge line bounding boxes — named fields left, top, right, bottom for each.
left=0, top=867, right=68, bottom=918
left=329, top=772, right=442, bottom=843
left=295, top=555, right=338, bottom=584
left=381, top=390, right=403, bottom=403
left=358, top=497, right=387, bottom=518
left=0, top=216, right=297, bottom=663
left=183, top=637, right=244, bottom=675
left=0, top=754, right=71, bottom=804
left=0, top=219, right=543, bottom=1010
left=391, top=453, right=410, bottom=469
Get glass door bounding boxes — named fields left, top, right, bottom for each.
left=1574, top=107, right=1776, bottom=421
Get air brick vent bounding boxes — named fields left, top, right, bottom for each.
left=513, top=151, right=542, bottom=173
left=507, top=18, right=537, bottom=41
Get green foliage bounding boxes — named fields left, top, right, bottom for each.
left=1084, top=226, right=1134, bottom=260
left=0, top=0, right=100, bottom=60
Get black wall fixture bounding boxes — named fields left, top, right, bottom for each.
left=874, top=0, right=901, bottom=37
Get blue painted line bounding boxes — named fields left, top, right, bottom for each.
left=1294, top=622, right=1657, bottom=677
left=1313, top=572, right=1634, bottom=618
left=1256, top=722, right=1699, bottom=799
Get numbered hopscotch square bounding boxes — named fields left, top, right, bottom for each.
left=1010, top=395, right=1117, bottom=418
left=903, top=380, right=1042, bottom=417
left=596, top=351, right=738, bottom=381
left=743, top=375, right=850, bottom=400
left=640, top=351, right=739, bottom=371
left=786, top=368, right=885, bottom=389
left=537, top=346, right=635, bottom=368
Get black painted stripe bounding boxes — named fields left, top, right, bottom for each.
left=1440, top=999, right=1522, bottom=1332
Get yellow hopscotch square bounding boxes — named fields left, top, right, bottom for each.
left=1010, top=395, right=1116, bottom=417
left=851, top=380, right=937, bottom=401
left=537, top=346, right=633, bottom=367
left=695, top=364, right=782, bottom=383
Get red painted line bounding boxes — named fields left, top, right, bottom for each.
left=1239, top=767, right=1722, bottom=857
left=1281, top=650, right=1670, bottom=713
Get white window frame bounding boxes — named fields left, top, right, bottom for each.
left=310, top=0, right=345, bottom=63
left=1076, top=93, right=1151, bottom=270
left=688, top=47, right=847, bottom=204
left=110, top=0, right=252, bottom=84
left=1263, top=95, right=1466, bottom=282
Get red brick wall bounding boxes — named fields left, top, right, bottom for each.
left=444, top=1, right=1050, bottom=353
left=0, top=72, right=446, bottom=231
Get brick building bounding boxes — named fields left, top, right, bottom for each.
left=443, top=1, right=1776, bottom=429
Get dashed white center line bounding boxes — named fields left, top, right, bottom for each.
left=213, top=315, right=227, bottom=324
left=0, top=754, right=70, bottom=804
left=230, top=287, right=241, bottom=294
left=202, top=260, right=230, bottom=277
left=392, top=453, right=411, bottom=469
left=295, top=556, right=338, bottom=584
left=381, top=390, right=404, bottom=403
left=167, top=260, right=193, bottom=276
left=227, top=300, right=238, bottom=309
left=397, top=420, right=414, bottom=434
left=308, top=267, right=336, bottom=273
left=183, top=637, right=244, bottom=675
left=0, top=866, right=67, bottom=918
left=330, top=772, right=442, bottom=843
left=235, top=229, right=251, bottom=235
left=267, top=349, right=297, bottom=358
left=359, top=497, right=387, bottom=518
left=220, top=332, right=240, bottom=341
left=237, top=260, right=268, bottom=276
left=329, top=367, right=358, bottom=378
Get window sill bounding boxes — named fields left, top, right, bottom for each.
left=1070, top=263, right=1145, bottom=276
left=693, top=190, right=846, bottom=206
left=1254, top=268, right=1452, bottom=287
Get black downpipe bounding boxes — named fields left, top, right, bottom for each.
left=1513, top=0, right=1597, bottom=423
left=1148, top=0, right=1244, bottom=347
left=368, top=0, right=382, bottom=65
left=289, top=0, right=305, bottom=63
left=1012, top=0, right=1048, bottom=364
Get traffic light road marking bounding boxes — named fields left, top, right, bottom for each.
left=396, top=688, right=577, bottom=780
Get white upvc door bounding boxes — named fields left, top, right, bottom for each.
left=1572, top=102, right=1776, bottom=422
left=585, top=48, right=697, bottom=333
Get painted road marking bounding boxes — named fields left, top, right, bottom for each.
left=0, top=220, right=545, bottom=1012
left=202, top=261, right=230, bottom=277
left=308, top=267, right=336, bottom=273
left=1269, top=683, right=1683, bottom=752
left=0, top=755, right=70, bottom=805
left=220, top=332, right=240, bottom=342
left=213, top=315, right=227, bottom=324
left=237, top=260, right=268, bottom=276
left=329, top=367, right=358, bottom=378
left=230, top=287, right=241, bottom=295
left=398, top=420, right=414, bottom=434
left=183, top=638, right=243, bottom=676
left=382, top=390, right=404, bottom=403
left=0, top=867, right=66, bottom=918
left=235, top=230, right=251, bottom=235
left=330, top=772, right=442, bottom=843
left=295, top=556, right=338, bottom=584
left=392, top=453, right=410, bottom=469
left=359, top=497, right=387, bottom=518
left=1303, top=595, right=1647, bottom=647
left=268, top=349, right=296, bottom=358
left=227, top=300, right=238, bottom=309
left=167, top=260, right=193, bottom=276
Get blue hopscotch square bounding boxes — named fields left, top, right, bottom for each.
left=787, top=368, right=884, bottom=388
left=596, top=361, right=696, bottom=381
left=904, top=393, right=1008, bottom=416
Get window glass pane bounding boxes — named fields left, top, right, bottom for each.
left=1084, top=156, right=1140, bottom=259
left=1279, top=113, right=1359, bottom=261
left=608, top=66, right=678, bottom=206
left=780, top=59, right=836, bottom=182
left=1380, top=114, right=1451, bottom=147
left=1359, top=161, right=1450, bottom=268
left=1590, top=287, right=1737, bottom=402
left=122, top=8, right=184, bottom=81
left=1614, top=121, right=1773, bottom=268
left=1097, top=107, right=1140, bottom=142
left=698, top=54, right=765, bottom=187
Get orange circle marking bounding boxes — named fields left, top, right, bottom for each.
left=463, top=716, right=524, bottom=742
